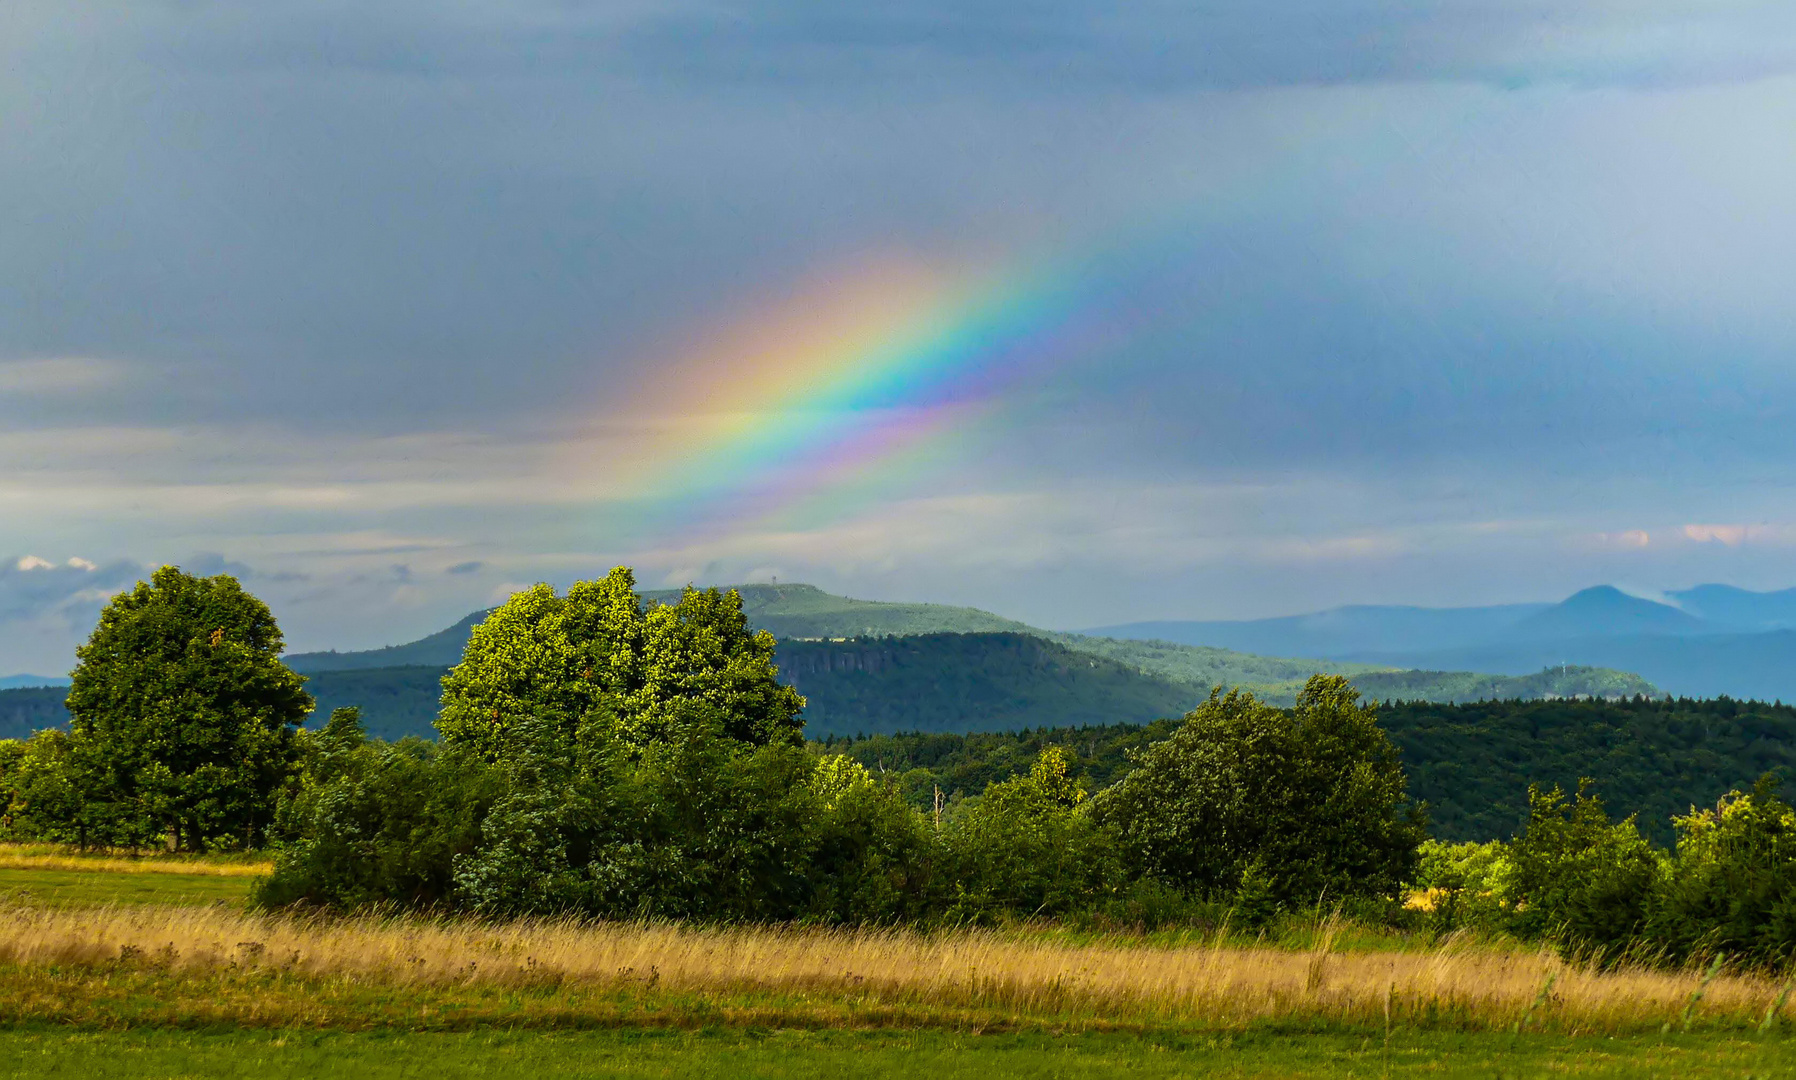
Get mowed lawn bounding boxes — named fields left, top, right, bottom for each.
left=3, top=1027, right=1794, bottom=1079
left=0, top=866, right=256, bottom=907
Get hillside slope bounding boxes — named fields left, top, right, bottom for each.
left=0, top=687, right=68, bottom=741
left=285, top=610, right=487, bottom=673
left=664, top=583, right=1034, bottom=639
left=284, top=582, right=1651, bottom=705
left=777, top=633, right=1199, bottom=736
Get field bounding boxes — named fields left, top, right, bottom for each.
left=4, top=1027, right=1793, bottom=1079
left=0, top=844, right=266, bottom=908
left=1, top=850, right=1793, bottom=1077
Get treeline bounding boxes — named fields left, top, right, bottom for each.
left=833, top=696, right=1796, bottom=846
left=0, top=566, right=1422, bottom=927
left=9, top=564, right=1796, bottom=968
left=1387, top=696, right=1796, bottom=845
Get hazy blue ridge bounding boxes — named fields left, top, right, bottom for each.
left=1081, top=603, right=1552, bottom=656
left=1667, top=584, right=1796, bottom=630
left=1511, top=586, right=1716, bottom=639
left=1345, top=631, right=1796, bottom=701
left=0, top=674, right=70, bottom=690
left=1084, top=583, right=1796, bottom=701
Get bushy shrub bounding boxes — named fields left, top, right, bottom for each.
left=940, top=746, right=1119, bottom=923
left=1504, top=780, right=1661, bottom=960
left=1647, top=775, right=1796, bottom=966
left=0, top=731, right=86, bottom=844
left=1094, top=676, right=1425, bottom=909
left=262, top=713, right=938, bottom=922
left=1413, top=839, right=1511, bottom=931
left=456, top=727, right=823, bottom=920
left=254, top=733, right=503, bottom=909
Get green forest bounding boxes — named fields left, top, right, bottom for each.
left=829, top=695, right=1796, bottom=846
left=2, top=631, right=1658, bottom=744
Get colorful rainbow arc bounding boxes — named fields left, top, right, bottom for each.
left=614, top=259, right=1110, bottom=536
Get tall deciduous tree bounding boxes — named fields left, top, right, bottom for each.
left=64, top=566, right=312, bottom=850
left=1095, top=675, right=1425, bottom=906
left=436, top=567, right=805, bottom=761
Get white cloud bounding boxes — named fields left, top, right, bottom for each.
left=65, top=557, right=97, bottom=571
left=1683, top=523, right=1796, bottom=547
left=15, top=556, right=54, bottom=571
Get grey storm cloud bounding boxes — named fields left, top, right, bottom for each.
left=613, top=0, right=1796, bottom=90
left=5, top=0, right=1796, bottom=666
left=39, top=1, right=1796, bottom=89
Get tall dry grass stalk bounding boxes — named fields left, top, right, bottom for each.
left=0, top=901, right=1785, bottom=1033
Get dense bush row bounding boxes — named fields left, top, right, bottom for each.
left=252, top=676, right=1421, bottom=926
left=1421, top=777, right=1796, bottom=966
left=830, top=696, right=1796, bottom=846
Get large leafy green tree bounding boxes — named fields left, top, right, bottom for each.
left=1094, top=675, right=1425, bottom=907
left=63, top=566, right=313, bottom=850
left=436, top=567, right=805, bottom=760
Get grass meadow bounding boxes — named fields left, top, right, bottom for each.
left=0, top=844, right=263, bottom=908
left=1, top=848, right=1794, bottom=1076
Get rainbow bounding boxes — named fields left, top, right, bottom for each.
left=604, top=254, right=1116, bottom=537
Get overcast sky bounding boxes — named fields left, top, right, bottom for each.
left=5, top=1, right=1796, bottom=672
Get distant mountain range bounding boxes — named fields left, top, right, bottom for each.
left=265, top=583, right=1653, bottom=740
left=281, top=585, right=1034, bottom=673
left=283, top=582, right=1654, bottom=706
left=1, top=582, right=1670, bottom=741
left=0, top=674, right=70, bottom=691
left=1086, top=584, right=1796, bottom=700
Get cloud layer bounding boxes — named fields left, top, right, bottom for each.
left=4, top=2, right=1796, bottom=669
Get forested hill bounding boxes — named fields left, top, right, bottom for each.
left=283, top=611, right=488, bottom=673
left=832, top=696, right=1796, bottom=846
left=6, top=632, right=1655, bottom=744
left=776, top=633, right=1196, bottom=735
left=675, top=583, right=1034, bottom=638
left=281, top=582, right=1655, bottom=709
left=281, top=584, right=1035, bottom=672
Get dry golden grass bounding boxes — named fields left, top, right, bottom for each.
left=0, top=844, right=272, bottom=877
left=0, top=902, right=1787, bottom=1035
